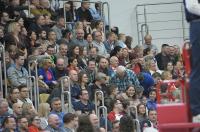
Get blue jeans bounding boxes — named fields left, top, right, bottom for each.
left=189, top=20, right=200, bottom=116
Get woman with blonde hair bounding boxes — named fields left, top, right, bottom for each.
left=38, top=103, right=51, bottom=130
left=5, top=22, right=27, bottom=58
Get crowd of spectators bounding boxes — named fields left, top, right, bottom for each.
left=0, top=0, right=185, bottom=132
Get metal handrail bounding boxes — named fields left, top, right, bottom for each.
left=95, top=90, right=104, bottom=114
left=28, top=60, right=39, bottom=111
left=97, top=106, right=108, bottom=132
left=135, top=1, right=188, bottom=45
left=0, top=61, right=2, bottom=93
left=61, top=76, right=72, bottom=113
left=102, top=2, right=111, bottom=31
left=134, top=119, right=141, bottom=132
left=141, top=24, right=149, bottom=44
left=26, top=76, right=37, bottom=107
left=0, top=44, right=7, bottom=97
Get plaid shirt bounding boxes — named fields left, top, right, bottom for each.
left=110, top=69, right=141, bottom=92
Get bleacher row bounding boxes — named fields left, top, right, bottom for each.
left=0, top=0, right=185, bottom=132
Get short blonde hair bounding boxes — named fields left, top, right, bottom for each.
left=7, top=22, right=18, bottom=33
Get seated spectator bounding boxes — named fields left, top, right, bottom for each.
left=83, top=58, right=97, bottom=84
left=54, top=43, right=68, bottom=67
left=137, top=72, right=155, bottom=97
left=142, top=34, right=158, bottom=56
left=46, top=114, right=64, bottom=131
left=142, top=109, right=158, bottom=131
left=7, top=52, right=28, bottom=87
left=0, top=99, right=10, bottom=126
left=110, top=66, right=142, bottom=92
left=51, top=16, right=65, bottom=40
left=52, top=58, right=68, bottom=80
left=104, top=32, right=116, bottom=54
left=120, top=85, right=140, bottom=107
left=119, top=115, right=135, bottom=132
left=88, top=72, right=108, bottom=102
left=89, top=2, right=102, bottom=21
left=93, top=31, right=109, bottom=57
left=77, top=115, right=95, bottom=132
left=63, top=113, right=79, bottom=132
left=28, top=115, right=41, bottom=132
left=92, top=20, right=105, bottom=41
left=97, top=57, right=112, bottom=76
left=107, top=99, right=124, bottom=123
left=73, top=89, right=95, bottom=115
left=49, top=98, right=65, bottom=127
left=12, top=103, right=22, bottom=118
left=105, top=84, right=118, bottom=112
left=30, top=0, right=52, bottom=17
left=109, top=56, right=119, bottom=75
left=78, top=71, right=89, bottom=90
left=7, top=88, right=20, bottom=108
left=47, top=78, right=70, bottom=104
left=146, top=90, right=157, bottom=110
left=22, top=103, right=37, bottom=121
left=69, top=28, right=88, bottom=47
left=17, top=116, right=29, bottom=132
left=145, top=58, right=162, bottom=75
left=69, top=70, right=81, bottom=102
left=17, top=85, right=33, bottom=106
left=38, top=59, right=57, bottom=90
left=88, top=46, right=99, bottom=60
left=137, top=103, right=148, bottom=123
left=1, top=115, right=17, bottom=132
left=76, top=0, right=93, bottom=22
left=38, top=103, right=51, bottom=130
left=116, top=33, right=127, bottom=50
left=67, top=57, right=80, bottom=72
left=28, top=15, right=46, bottom=32
left=155, top=44, right=170, bottom=70
left=89, top=113, right=106, bottom=132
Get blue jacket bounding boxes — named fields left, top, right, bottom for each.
left=38, top=68, right=56, bottom=85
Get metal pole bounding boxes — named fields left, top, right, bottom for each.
left=136, top=5, right=140, bottom=45
left=97, top=106, right=108, bottom=132
left=0, top=61, right=2, bottom=94
left=61, top=76, right=72, bottom=113
left=0, top=45, right=7, bottom=97
left=134, top=119, right=141, bottom=132
left=28, top=0, right=31, bottom=17
left=28, top=60, right=39, bottom=111
left=180, top=3, right=185, bottom=40
left=103, top=2, right=111, bottom=31
left=95, top=90, right=104, bottom=114
left=63, top=2, right=67, bottom=29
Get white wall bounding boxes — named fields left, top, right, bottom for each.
left=90, top=0, right=188, bottom=49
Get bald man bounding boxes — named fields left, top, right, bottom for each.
left=110, top=66, right=143, bottom=92
left=46, top=114, right=64, bottom=131
left=12, top=103, right=22, bottom=117
left=143, top=34, right=158, bottom=55
left=89, top=114, right=106, bottom=132
left=69, top=70, right=82, bottom=101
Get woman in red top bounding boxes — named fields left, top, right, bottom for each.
left=107, top=99, right=124, bottom=123
left=28, top=115, right=41, bottom=132
left=67, top=56, right=79, bottom=72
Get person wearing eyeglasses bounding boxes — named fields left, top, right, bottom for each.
left=17, top=85, right=33, bottom=107
left=28, top=115, right=41, bottom=132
